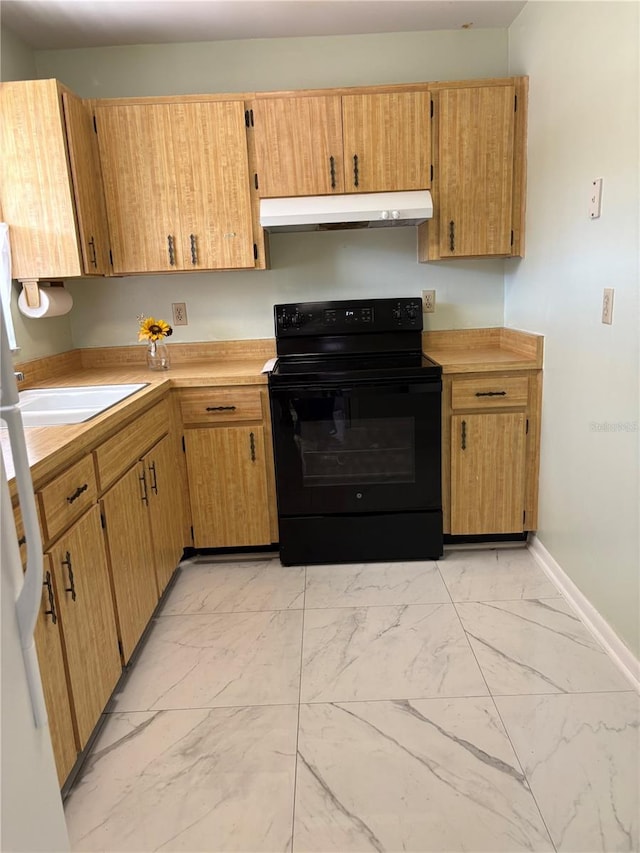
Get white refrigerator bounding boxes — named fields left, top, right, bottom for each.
left=0, top=300, right=70, bottom=851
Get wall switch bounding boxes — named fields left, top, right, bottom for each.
left=172, top=302, right=188, bottom=326
left=422, top=290, right=436, bottom=313
left=589, top=178, right=603, bottom=219
left=602, top=288, right=614, bottom=325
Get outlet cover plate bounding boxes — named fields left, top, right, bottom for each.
left=172, top=302, right=188, bottom=326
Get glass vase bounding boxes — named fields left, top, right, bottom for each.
left=146, top=340, right=170, bottom=370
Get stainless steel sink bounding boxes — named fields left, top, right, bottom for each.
left=13, top=383, right=148, bottom=427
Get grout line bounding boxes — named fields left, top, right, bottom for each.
left=156, top=605, right=305, bottom=617
left=290, top=564, right=307, bottom=853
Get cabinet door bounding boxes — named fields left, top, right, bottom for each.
left=62, top=92, right=111, bottom=275
left=341, top=92, right=431, bottom=193
left=101, top=463, right=158, bottom=663
left=34, top=568, right=78, bottom=787
left=171, top=101, right=254, bottom=270
left=185, top=426, right=271, bottom=548
left=145, top=435, right=184, bottom=596
left=438, top=85, right=515, bottom=257
left=0, top=79, right=83, bottom=279
left=451, top=413, right=526, bottom=535
left=252, top=96, right=344, bottom=197
left=48, top=506, right=121, bottom=750
left=96, top=103, right=182, bottom=273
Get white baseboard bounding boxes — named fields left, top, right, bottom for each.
left=528, top=535, right=640, bottom=692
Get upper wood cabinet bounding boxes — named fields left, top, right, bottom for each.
left=251, top=96, right=344, bottom=197
left=419, top=79, right=526, bottom=261
left=95, top=100, right=255, bottom=274
left=0, top=79, right=110, bottom=280
left=250, top=91, right=431, bottom=198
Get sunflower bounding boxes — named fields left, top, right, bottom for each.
left=138, top=316, right=173, bottom=342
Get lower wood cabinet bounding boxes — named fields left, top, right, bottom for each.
left=143, top=434, right=185, bottom=596
left=184, top=425, right=271, bottom=548
left=47, top=506, right=122, bottom=750
left=450, top=412, right=526, bottom=534
left=443, top=369, right=541, bottom=536
left=101, top=462, right=159, bottom=663
left=33, top=570, right=78, bottom=786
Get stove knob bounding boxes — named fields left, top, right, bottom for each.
left=392, top=306, right=403, bottom=321
left=406, top=307, right=417, bottom=321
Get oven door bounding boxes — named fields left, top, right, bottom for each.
left=269, top=378, right=441, bottom=516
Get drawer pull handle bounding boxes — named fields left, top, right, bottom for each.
left=66, top=483, right=88, bottom=504
left=329, top=155, right=336, bottom=189
left=190, top=233, right=197, bottom=266
left=61, top=551, right=76, bottom=601
left=139, top=469, right=149, bottom=504
left=149, top=461, right=158, bottom=495
left=461, top=419, right=467, bottom=451
left=205, top=405, right=237, bottom=412
left=249, top=431, right=256, bottom=462
left=475, top=391, right=507, bottom=397
left=449, top=220, right=455, bottom=252
left=43, top=571, right=57, bottom=624
left=353, top=154, right=359, bottom=188
left=18, top=535, right=26, bottom=547
left=167, top=234, right=175, bottom=266
left=88, top=236, right=98, bottom=267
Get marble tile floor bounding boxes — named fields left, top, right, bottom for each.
left=64, top=549, right=639, bottom=853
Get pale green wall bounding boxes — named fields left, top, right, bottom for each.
left=35, top=28, right=509, bottom=346
left=1, top=24, right=75, bottom=362
left=506, top=2, right=640, bottom=655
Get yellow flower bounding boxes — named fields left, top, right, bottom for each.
left=138, top=316, right=173, bottom=342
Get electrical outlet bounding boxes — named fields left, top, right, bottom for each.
left=602, top=288, right=614, bottom=325
left=422, top=290, right=436, bottom=313
left=172, top=302, right=188, bottom=326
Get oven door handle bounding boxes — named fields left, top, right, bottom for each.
left=271, top=380, right=441, bottom=394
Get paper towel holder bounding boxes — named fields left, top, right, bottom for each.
left=19, top=280, right=65, bottom=310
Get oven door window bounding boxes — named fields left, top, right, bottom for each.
left=270, top=382, right=441, bottom=515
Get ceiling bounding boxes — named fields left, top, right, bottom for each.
left=1, top=1, right=526, bottom=50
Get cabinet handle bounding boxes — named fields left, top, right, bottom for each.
left=18, top=535, right=26, bottom=547
left=205, top=405, right=237, bottom=412
left=190, top=233, right=197, bottom=266
left=88, top=236, right=98, bottom=267
left=449, top=220, right=455, bottom=253
left=43, top=570, right=57, bottom=624
left=167, top=235, right=175, bottom=266
left=329, top=155, right=336, bottom=189
left=61, top=551, right=76, bottom=601
left=249, top=431, right=256, bottom=462
left=461, top=419, right=467, bottom=451
left=353, top=154, right=359, bottom=188
left=149, top=461, right=158, bottom=495
left=66, top=483, right=88, bottom=504
left=139, top=469, right=149, bottom=505
left=475, top=390, right=507, bottom=397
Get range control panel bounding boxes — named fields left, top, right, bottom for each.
left=274, top=298, right=422, bottom=336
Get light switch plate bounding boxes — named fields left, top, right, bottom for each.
left=602, top=288, right=614, bottom=325
left=589, top=178, right=603, bottom=219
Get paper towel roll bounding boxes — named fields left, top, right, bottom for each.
left=18, top=286, right=73, bottom=318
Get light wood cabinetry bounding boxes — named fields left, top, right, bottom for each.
left=180, top=385, right=276, bottom=548
left=251, top=96, right=344, bottom=197
left=37, top=454, right=97, bottom=542
left=100, top=463, right=158, bottom=663
left=0, top=79, right=110, bottom=280
left=95, top=100, right=255, bottom=274
left=251, top=90, right=431, bottom=198
left=143, top=434, right=185, bottom=596
left=419, top=79, right=527, bottom=261
left=442, top=368, right=541, bottom=536
left=47, top=506, right=121, bottom=750
left=33, top=567, right=78, bottom=786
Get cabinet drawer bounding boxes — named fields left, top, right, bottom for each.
left=94, top=398, right=169, bottom=491
left=451, top=375, right=529, bottom=410
left=180, top=386, right=263, bottom=425
left=38, top=455, right=97, bottom=542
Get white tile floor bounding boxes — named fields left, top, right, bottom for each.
left=64, top=549, right=639, bottom=852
